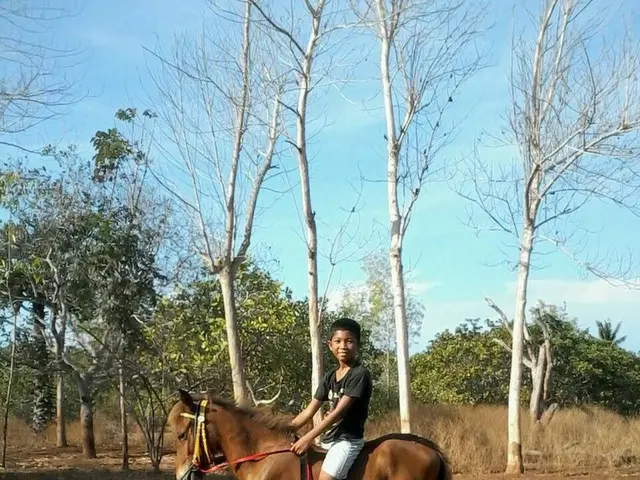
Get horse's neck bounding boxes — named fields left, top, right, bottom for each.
left=214, top=409, right=287, bottom=461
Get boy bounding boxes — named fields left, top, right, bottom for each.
left=290, top=317, right=373, bottom=480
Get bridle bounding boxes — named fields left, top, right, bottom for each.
left=178, top=398, right=215, bottom=479
left=177, top=398, right=313, bottom=480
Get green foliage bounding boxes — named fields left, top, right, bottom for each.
left=411, top=318, right=512, bottom=404
left=91, top=107, right=157, bottom=183
left=595, top=319, right=627, bottom=346
left=137, top=262, right=309, bottom=409
left=0, top=324, right=36, bottom=421
left=550, top=323, right=640, bottom=414
left=410, top=311, right=640, bottom=415
left=132, top=261, right=385, bottom=416
left=0, top=143, right=166, bottom=447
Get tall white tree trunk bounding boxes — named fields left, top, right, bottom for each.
left=389, top=243, right=411, bottom=432
left=219, top=266, right=250, bottom=406
left=294, top=6, right=323, bottom=428
left=506, top=223, right=534, bottom=474
left=377, top=10, right=412, bottom=432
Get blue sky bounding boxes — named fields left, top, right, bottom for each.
left=3, top=0, right=640, bottom=354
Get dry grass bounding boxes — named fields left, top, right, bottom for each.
left=367, top=404, right=640, bottom=474
left=4, top=414, right=147, bottom=452
left=2, top=404, right=639, bottom=477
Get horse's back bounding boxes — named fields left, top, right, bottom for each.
left=354, top=433, right=451, bottom=480
left=308, top=433, right=451, bottom=480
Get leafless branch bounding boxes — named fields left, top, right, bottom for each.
left=459, top=0, right=640, bottom=285
left=144, top=0, right=288, bottom=405
left=246, top=368, right=284, bottom=407
left=485, top=296, right=512, bottom=335
left=147, top=1, right=286, bottom=273
left=0, top=2, right=85, bottom=152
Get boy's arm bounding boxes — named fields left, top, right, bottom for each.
left=290, top=398, right=322, bottom=430
left=299, top=395, right=355, bottom=441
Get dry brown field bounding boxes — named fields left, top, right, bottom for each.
left=1, top=404, right=638, bottom=479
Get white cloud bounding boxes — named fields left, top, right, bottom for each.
left=407, top=281, right=443, bottom=296
left=519, top=278, right=640, bottom=306
left=415, top=277, right=640, bottom=354
left=326, top=279, right=442, bottom=311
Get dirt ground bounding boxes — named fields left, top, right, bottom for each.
left=1, top=445, right=639, bottom=479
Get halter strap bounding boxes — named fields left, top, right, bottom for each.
left=179, top=399, right=212, bottom=467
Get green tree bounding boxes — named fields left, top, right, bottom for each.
left=410, top=309, right=640, bottom=416
left=411, top=318, right=512, bottom=404
left=0, top=151, right=163, bottom=457
left=550, top=321, right=640, bottom=414
left=595, top=319, right=627, bottom=347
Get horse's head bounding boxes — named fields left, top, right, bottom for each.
left=169, top=389, right=220, bottom=480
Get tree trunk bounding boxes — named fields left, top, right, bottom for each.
left=77, top=376, right=96, bottom=459
left=377, top=12, right=412, bottom=434
left=543, top=338, right=552, bottom=404
left=296, top=52, right=323, bottom=428
left=119, top=366, right=128, bottom=469
left=53, top=309, right=68, bottom=448
left=56, top=374, right=67, bottom=447
left=389, top=244, right=411, bottom=433
left=1, top=304, right=19, bottom=468
left=219, top=266, right=250, bottom=406
left=506, top=223, right=534, bottom=474
left=288, top=0, right=325, bottom=428
left=31, top=302, right=53, bottom=433
left=529, top=346, right=546, bottom=423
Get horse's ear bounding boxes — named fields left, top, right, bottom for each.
left=178, top=388, right=193, bottom=406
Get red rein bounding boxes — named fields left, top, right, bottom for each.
left=197, top=448, right=313, bottom=480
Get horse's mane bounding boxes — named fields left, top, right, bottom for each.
left=198, top=392, right=298, bottom=440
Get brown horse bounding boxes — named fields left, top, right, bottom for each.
left=168, top=389, right=453, bottom=480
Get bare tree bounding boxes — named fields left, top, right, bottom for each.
left=147, top=0, right=284, bottom=406
left=352, top=0, right=486, bottom=433
left=486, top=298, right=555, bottom=424
left=0, top=1, right=82, bottom=153
left=459, top=0, right=640, bottom=473
left=248, top=0, right=362, bottom=428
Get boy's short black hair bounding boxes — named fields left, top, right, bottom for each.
left=329, top=317, right=361, bottom=344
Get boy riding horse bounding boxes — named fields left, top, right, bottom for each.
left=290, top=317, right=373, bottom=480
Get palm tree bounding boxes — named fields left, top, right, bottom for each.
left=595, top=320, right=627, bottom=347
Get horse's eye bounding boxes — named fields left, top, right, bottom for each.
left=178, top=431, right=188, bottom=441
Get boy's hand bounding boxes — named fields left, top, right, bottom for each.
left=290, top=434, right=314, bottom=456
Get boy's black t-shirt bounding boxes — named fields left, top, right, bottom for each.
left=314, top=362, right=372, bottom=442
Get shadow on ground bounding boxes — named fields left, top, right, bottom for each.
left=0, top=470, right=234, bottom=480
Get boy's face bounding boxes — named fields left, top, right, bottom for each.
left=328, top=328, right=358, bottom=363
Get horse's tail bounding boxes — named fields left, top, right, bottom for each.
left=435, top=449, right=453, bottom=480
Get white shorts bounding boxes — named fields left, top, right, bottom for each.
left=319, top=437, right=365, bottom=479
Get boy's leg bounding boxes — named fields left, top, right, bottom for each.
left=320, top=438, right=365, bottom=480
